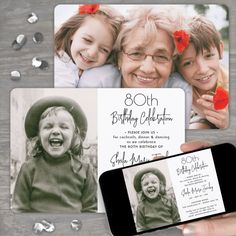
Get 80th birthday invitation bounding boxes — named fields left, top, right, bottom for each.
left=123, top=147, right=225, bottom=233
left=10, top=88, right=185, bottom=213
left=97, top=88, right=185, bottom=172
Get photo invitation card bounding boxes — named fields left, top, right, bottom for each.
left=54, top=4, right=229, bottom=130
left=10, top=88, right=185, bottom=213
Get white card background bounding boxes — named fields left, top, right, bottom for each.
left=168, top=149, right=225, bottom=221
left=98, top=88, right=185, bottom=212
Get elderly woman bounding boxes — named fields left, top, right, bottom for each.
left=79, top=6, right=192, bottom=127
left=117, top=7, right=192, bottom=127
left=114, top=7, right=184, bottom=88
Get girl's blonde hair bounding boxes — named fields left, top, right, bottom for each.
left=114, top=6, right=184, bottom=62
left=54, top=5, right=124, bottom=62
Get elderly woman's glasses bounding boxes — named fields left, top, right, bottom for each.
left=122, top=50, right=172, bottom=64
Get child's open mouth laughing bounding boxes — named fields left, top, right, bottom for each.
left=49, top=138, right=63, bottom=147
left=146, top=186, right=158, bottom=199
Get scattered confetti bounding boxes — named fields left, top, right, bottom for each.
left=39, top=60, right=49, bottom=70
left=11, top=12, right=48, bottom=79
left=33, top=220, right=55, bottom=234
left=33, top=223, right=45, bottom=234
left=32, top=57, right=49, bottom=70
left=27, top=12, right=38, bottom=24
left=12, top=34, right=27, bottom=50
left=70, top=219, right=82, bottom=231
left=32, top=57, right=42, bottom=68
left=33, top=32, right=44, bottom=44
left=10, top=70, right=21, bottom=80
left=41, top=220, right=55, bottom=232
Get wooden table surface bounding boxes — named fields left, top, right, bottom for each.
left=0, top=0, right=235, bottom=235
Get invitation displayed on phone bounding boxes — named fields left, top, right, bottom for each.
left=167, top=148, right=225, bottom=221
left=10, top=88, right=185, bottom=213
left=123, top=148, right=225, bottom=233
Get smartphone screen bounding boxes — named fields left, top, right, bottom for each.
left=99, top=143, right=236, bottom=236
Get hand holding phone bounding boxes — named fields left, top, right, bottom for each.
left=99, top=143, right=236, bottom=236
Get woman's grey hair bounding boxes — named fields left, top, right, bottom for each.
left=114, top=6, right=185, bottom=64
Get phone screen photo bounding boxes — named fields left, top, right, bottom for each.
left=123, top=148, right=224, bottom=233
left=99, top=143, right=236, bottom=236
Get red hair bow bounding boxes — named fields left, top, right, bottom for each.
left=213, top=87, right=229, bottom=110
left=173, top=30, right=190, bottom=53
left=79, top=4, right=100, bottom=14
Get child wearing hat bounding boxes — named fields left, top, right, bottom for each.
left=133, top=167, right=180, bottom=232
left=12, top=96, right=97, bottom=213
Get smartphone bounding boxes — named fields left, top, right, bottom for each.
left=99, top=143, right=236, bottom=236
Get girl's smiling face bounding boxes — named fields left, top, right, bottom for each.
left=70, top=17, right=114, bottom=70
left=141, top=173, right=160, bottom=199
left=39, top=109, right=76, bottom=158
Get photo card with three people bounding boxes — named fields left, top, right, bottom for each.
left=54, top=4, right=229, bottom=130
